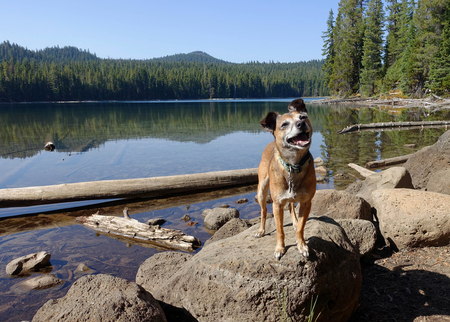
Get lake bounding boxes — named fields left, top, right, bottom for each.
left=0, top=98, right=449, bottom=321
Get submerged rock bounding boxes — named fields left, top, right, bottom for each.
left=6, top=251, right=51, bottom=276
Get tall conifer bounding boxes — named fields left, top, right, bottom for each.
left=360, top=0, right=384, bottom=96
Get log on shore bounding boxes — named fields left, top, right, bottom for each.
left=365, top=154, right=413, bottom=169
left=348, top=163, right=375, bottom=178
left=0, top=168, right=258, bottom=208
left=76, top=209, right=201, bottom=251
left=337, top=120, right=450, bottom=134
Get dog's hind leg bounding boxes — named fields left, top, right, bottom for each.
left=255, top=175, right=269, bottom=238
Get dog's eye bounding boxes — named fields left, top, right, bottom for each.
left=299, top=113, right=308, bottom=120
left=280, top=121, right=289, bottom=129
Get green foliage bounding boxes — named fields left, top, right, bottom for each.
left=323, top=0, right=450, bottom=97
left=360, top=0, right=385, bottom=96
left=0, top=42, right=329, bottom=102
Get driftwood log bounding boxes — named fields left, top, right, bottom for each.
left=348, top=163, right=375, bottom=177
left=76, top=208, right=201, bottom=251
left=337, top=120, right=450, bottom=134
left=365, top=154, right=413, bottom=169
left=0, top=168, right=258, bottom=208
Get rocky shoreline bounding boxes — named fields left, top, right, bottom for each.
left=314, top=96, right=450, bottom=111
left=6, top=130, right=450, bottom=321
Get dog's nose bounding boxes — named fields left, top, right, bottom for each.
left=296, top=120, right=305, bottom=129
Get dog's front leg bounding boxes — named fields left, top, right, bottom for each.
left=273, top=202, right=285, bottom=260
left=296, top=200, right=311, bottom=258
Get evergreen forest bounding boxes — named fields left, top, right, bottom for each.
left=0, top=41, right=328, bottom=102
left=322, top=0, right=450, bottom=97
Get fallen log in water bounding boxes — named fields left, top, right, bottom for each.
left=0, top=168, right=258, bottom=208
left=337, top=120, right=450, bottom=134
left=365, top=154, right=413, bottom=169
left=348, top=163, right=375, bottom=178
left=76, top=208, right=201, bottom=251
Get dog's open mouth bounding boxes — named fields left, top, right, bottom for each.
left=287, top=132, right=310, bottom=147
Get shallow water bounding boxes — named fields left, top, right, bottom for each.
left=0, top=99, right=449, bottom=321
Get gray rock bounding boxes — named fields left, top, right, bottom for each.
left=11, top=274, right=64, bottom=295
left=6, top=251, right=51, bottom=275
left=147, top=218, right=167, bottom=226
left=426, top=168, right=450, bottom=195
left=336, top=219, right=377, bottom=256
left=310, top=189, right=372, bottom=220
left=345, top=180, right=364, bottom=195
left=314, top=156, right=325, bottom=166
left=202, top=207, right=239, bottom=230
left=144, top=213, right=361, bottom=322
left=32, top=274, right=167, bottom=322
left=404, top=130, right=450, bottom=189
left=136, top=252, right=192, bottom=295
left=22, top=274, right=64, bottom=290
left=355, top=167, right=414, bottom=205
left=371, top=189, right=450, bottom=250
left=76, top=263, right=90, bottom=272
left=203, top=218, right=252, bottom=247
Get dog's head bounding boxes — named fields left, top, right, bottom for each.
left=260, top=99, right=312, bottom=150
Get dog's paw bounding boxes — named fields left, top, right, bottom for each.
left=297, top=244, right=309, bottom=258
left=274, top=247, right=285, bottom=261
left=254, top=229, right=265, bottom=238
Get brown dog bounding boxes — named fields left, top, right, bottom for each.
left=255, top=98, right=316, bottom=260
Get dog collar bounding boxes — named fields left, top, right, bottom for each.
left=278, top=151, right=312, bottom=174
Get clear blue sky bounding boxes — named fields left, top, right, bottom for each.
left=2, top=0, right=339, bottom=63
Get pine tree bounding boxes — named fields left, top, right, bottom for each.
left=360, top=0, right=385, bottom=96
left=330, top=0, right=366, bottom=96
left=322, top=9, right=335, bottom=91
left=429, top=2, right=450, bottom=94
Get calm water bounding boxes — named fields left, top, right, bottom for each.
left=0, top=98, right=449, bottom=321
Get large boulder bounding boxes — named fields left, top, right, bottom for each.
left=354, top=167, right=414, bottom=205
left=32, top=274, right=167, bottom=322
left=141, top=214, right=362, bottom=322
left=202, top=207, right=240, bottom=230
left=426, top=168, right=450, bottom=195
left=371, top=189, right=450, bottom=250
left=403, top=129, right=450, bottom=189
left=6, top=251, right=51, bottom=275
left=310, top=189, right=372, bottom=220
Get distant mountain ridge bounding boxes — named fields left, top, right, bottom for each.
left=149, top=51, right=231, bottom=64
left=0, top=41, right=233, bottom=64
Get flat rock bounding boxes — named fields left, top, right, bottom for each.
left=355, top=167, right=414, bottom=205
left=24, top=274, right=63, bottom=290
left=202, top=207, right=239, bottom=230
left=335, top=219, right=377, bottom=256
left=32, top=274, right=167, bottom=322
left=144, top=213, right=362, bottom=322
left=426, top=168, right=450, bottom=195
left=371, top=189, right=450, bottom=249
left=403, top=130, right=450, bottom=189
left=310, top=189, right=372, bottom=220
left=6, top=251, right=51, bottom=275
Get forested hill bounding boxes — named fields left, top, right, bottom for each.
left=149, top=51, right=231, bottom=64
left=0, top=41, right=99, bottom=64
left=0, top=41, right=328, bottom=102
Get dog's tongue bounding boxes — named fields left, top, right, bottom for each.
left=291, top=133, right=309, bottom=145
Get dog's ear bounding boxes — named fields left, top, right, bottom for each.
left=260, top=111, right=278, bottom=134
left=288, top=99, right=308, bottom=113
